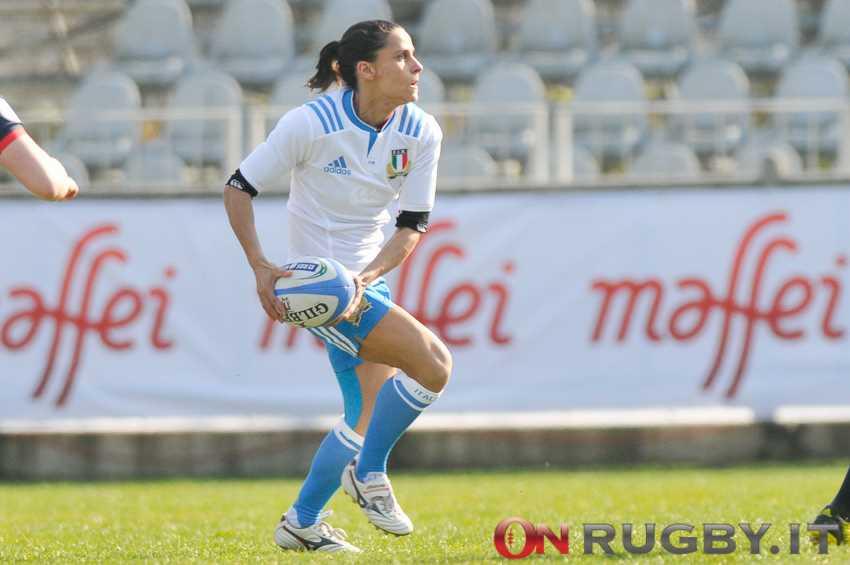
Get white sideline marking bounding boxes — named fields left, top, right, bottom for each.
left=0, top=407, right=763, bottom=434
left=773, top=405, right=850, bottom=424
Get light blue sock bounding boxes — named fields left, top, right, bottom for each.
left=355, top=373, right=441, bottom=481
left=288, top=420, right=363, bottom=527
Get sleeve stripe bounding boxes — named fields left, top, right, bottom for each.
left=322, top=95, right=344, bottom=130
left=412, top=117, right=423, bottom=139
left=314, top=98, right=339, bottom=132
left=405, top=111, right=417, bottom=135
left=0, top=126, right=23, bottom=153
left=397, top=105, right=409, bottom=133
left=305, top=102, right=330, bottom=134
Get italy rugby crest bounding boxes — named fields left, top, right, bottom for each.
left=386, top=148, right=410, bottom=179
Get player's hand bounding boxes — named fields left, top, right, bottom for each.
left=252, top=259, right=291, bottom=322
left=63, top=178, right=79, bottom=200
left=335, top=274, right=366, bottom=324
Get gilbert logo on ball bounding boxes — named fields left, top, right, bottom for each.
left=274, top=257, right=356, bottom=327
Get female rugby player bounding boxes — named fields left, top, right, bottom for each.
left=224, top=20, right=450, bottom=553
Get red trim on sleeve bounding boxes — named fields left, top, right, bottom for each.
left=0, top=126, right=24, bottom=154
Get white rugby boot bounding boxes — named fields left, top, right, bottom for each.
left=274, top=510, right=361, bottom=553
left=341, top=459, right=414, bottom=536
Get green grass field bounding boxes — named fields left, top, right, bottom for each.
left=1, top=463, right=848, bottom=563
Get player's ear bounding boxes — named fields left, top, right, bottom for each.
left=356, top=60, right=377, bottom=82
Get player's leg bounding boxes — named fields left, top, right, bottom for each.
left=276, top=346, right=388, bottom=551
left=341, top=304, right=451, bottom=535
left=355, top=304, right=451, bottom=478
left=811, top=465, right=850, bottom=545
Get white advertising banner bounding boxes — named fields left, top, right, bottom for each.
left=1, top=187, right=849, bottom=421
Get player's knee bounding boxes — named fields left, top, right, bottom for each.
left=426, top=340, right=452, bottom=392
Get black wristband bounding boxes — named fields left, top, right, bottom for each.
left=396, top=210, right=430, bottom=233
left=226, top=169, right=258, bottom=198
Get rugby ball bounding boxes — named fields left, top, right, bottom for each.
left=274, top=257, right=356, bottom=328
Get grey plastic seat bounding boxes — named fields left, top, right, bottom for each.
left=53, top=152, right=90, bottom=189
left=165, top=69, right=244, bottom=166
left=572, top=145, right=600, bottom=181
left=270, top=73, right=312, bottom=108
left=514, top=0, right=596, bottom=82
left=60, top=69, right=142, bottom=169
left=774, top=54, right=847, bottom=156
left=418, top=0, right=497, bottom=82
left=718, top=0, right=798, bottom=75
left=312, top=0, right=392, bottom=50
left=112, top=0, right=195, bottom=88
left=124, top=140, right=187, bottom=186
left=416, top=68, right=445, bottom=107
left=469, top=62, right=546, bottom=163
left=289, top=0, right=392, bottom=74
left=817, top=0, right=850, bottom=69
left=672, top=58, right=751, bottom=155
left=438, top=143, right=498, bottom=182
left=737, top=139, right=803, bottom=179
left=210, top=0, right=295, bottom=88
left=619, top=0, right=695, bottom=79
left=629, top=140, right=701, bottom=179
left=573, top=60, right=648, bottom=159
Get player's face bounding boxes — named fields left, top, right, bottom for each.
left=371, top=28, right=423, bottom=105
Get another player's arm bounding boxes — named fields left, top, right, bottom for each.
left=223, top=173, right=288, bottom=322
left=0, top=131, right=79, bottom=201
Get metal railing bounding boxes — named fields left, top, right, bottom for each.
left=4, top=98, right=850, bottom=195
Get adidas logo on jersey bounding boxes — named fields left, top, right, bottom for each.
left=323, top=156, right=352, bottom=176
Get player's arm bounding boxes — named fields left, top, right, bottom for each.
left=223, top=107, right=311, bottom=322
left=359, top=118, right=442, bottom=286
left=0, top=130, right=79, bottom=201
left=224, top=177, right=288, bottom=322
left=358, top=217, right=426, bottom=285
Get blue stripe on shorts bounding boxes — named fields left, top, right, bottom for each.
left=313, top=278, right=393, bottom=373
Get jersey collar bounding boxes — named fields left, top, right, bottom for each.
left=342, top=88, right=397, bottom=155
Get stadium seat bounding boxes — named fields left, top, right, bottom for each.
left=123, top=140, right=187, bottom=186
left=774, top=54, right=847, bottom=156
left=289, top=0, right=393, bottom=74
left=270, top=73, right=312, bottom=108
left=469, top=62, right=546, bottom=164
left=112, top=0, right=195, bottom=88
left=629, top=140, right=701, bottom=179
left=513, top=0, right=597, bottom=83
left=209, top=0, right=295, bottom=88
left=58, top=69, right=142, bottom=169
left=572, top=59, right=648, bottom=160
left=53, top=152, right=90, bottom=189
left=437, top=143, right=498, bottom=182
left=418, top=0, right=497, bottom=82
left=165, top=68, right=244, bottom=167
left=737, top=138, right=803, bottom=179
left=416, top=67, right=445, bottom=107
left=313, top=0, right=392, bottom=51
left=671, top=58, right=751, bottom=156
left=618, top=0, right=695, bottom=79
left=572, top=145, right=600, bottom=181
left=817, top=0, right=850, bottom=69
left=718, top=0, right=798, bottom=75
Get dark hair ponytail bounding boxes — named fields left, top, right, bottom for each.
left=307, top=20, right=400, bottom=92
left=307, top=40, right=341, bottom=91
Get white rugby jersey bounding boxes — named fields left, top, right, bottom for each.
left=239, top=87, right=443, bottom=273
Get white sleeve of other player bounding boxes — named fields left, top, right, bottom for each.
left=398, top=116, right=442, bottom=212
left=238, top=106, right=313, bottom=192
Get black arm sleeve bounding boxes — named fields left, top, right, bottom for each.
left=395, top=210, right=430, bottom=233
left=225, top=169, right=258, bottom=198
